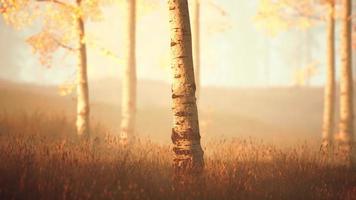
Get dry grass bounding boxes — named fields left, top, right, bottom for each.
left=0, top=112, right=356, bottom=200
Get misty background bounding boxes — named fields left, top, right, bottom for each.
left=0, top=0, right=355, bottom=145
left=0, top=0, right=335, bottom=87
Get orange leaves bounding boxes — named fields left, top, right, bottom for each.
left=42, top=3, right=78, bottom=41
left=255, top=0, right=290, bottom=36
left=254, top=0, right=320, bottom=36
left=26, top=31, right=62, bottom=67
left=0, top=0, right=40, bottom=28
left=1, top=0, right=113, bottom=69
left=292, top=61, right=319, bottom=86
left=297, top=17, right=312, bottom=29
left=86, top=38, right=124, bottom=65
left=80, top=0, right=104, bottom=21
left=59, top=81, right=75, bottom=96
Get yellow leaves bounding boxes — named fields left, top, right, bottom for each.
left=296, top=17, right=311, bottom=29
left=254, top=0, right=319, bottom=36
left=27, top=31, right=61, bottom=67
left=97, top=47, right=123, bottom=65
left=80, top=0, right=118, bottom=21
left=254, top=0, right=290, bottom=36
left=254, top=13, right=289, bottom=37
left=21, top=0, right=111, bottom=69
left=86, top=38, right=124, bottom=65
left=58, top=82, right=75, bottom=96
left=1, top=0, right=40, bottom=28
left=292, top=61, right=319, bottom=86
left=1, top=9, right=9, bottom=20
left=58, top=69, right=76, bottom=96
left=43, top=3, right=76, bottom=30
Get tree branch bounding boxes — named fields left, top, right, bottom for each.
left=206, top=0, right=228, bottom=16
left=52, top=36, right=78, bottom=51
left=284, top=1, right=324, bottom=22
left=36, top=0, right=74, bottom=8
left=289, top=12, right=324, bottom=22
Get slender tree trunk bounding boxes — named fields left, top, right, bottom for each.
left=76, top=1, right=90, bottom=137
left=338, top=0, right=354, bottom=165
left=352, top=0, right=356, bottom=79
left=120, top=0, right=137, bottom=142
left=322, top=0, right=335, bottom=153
left=168, top=0, right=204, bottom=173
left=353, top=48, right=356, bottom=80
left=192, top=0, right=200, bottom=100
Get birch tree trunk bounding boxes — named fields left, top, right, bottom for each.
left=192, top=0, right=200, bottom=100
left=338, top=0, right=354, bottom=165
left=76, top=0, right=90, bottom=137
left=168, top=0, right=204, bottom=173
left=353, top=0, right=356, bottom=79
left=120, top=0, right=137, bottom=143
left=321, top=0, right=335, bottom=153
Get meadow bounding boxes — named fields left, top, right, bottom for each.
left=0, top=112, right=356, bottom=200
left=0, top=80, right=355, bottom=200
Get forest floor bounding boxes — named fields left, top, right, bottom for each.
left=0, top=79, right=356, bottom=199
left=0, top=113, right=356, bottom=200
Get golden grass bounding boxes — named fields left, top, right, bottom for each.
left=0, top=112, right=355, bottom=200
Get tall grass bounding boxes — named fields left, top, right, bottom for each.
left=0, top=112, right=355, bottom=200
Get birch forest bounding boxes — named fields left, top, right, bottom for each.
left=0, top=0, right=356, bottom=199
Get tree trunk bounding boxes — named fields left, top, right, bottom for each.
left=353, top=48, right=356, bottom=80
left=120, top=0, right=137, bottom=142
left=352, top=0, right=356, bottom=79
left=192, top=0, right=200, bottom=100
left=76, top=1, right=90, bottom=137
left=168, top=0, right=204, bottom=173
left=322, top=0, right=335, bottom=153
left=338, top=0, right=354, bottom=165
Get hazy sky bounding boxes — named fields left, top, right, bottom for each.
left=0, top=0, right=333, bottom=87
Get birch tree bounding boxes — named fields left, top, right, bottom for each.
left=75, top=0, right=90, bottom=137
left=1, top=0, right=110, bottom=137
left=321, top=0, right=335, bottom=153
left=120, top=0, right=137, bottom=143
left=191, top=0, right=200, bottom=99
left=168, top=0, right=204, bottom=173
left=190, top=0, right=228, bottom=100
left=255, top=0, right=337, bottom=151
left=338, top=0, right=354, bottom=165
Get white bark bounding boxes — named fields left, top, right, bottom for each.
left=120, top=0, right=137, bottom=142
left=76, top=0, right=90, bottom=137
left=192, top=0, right=200, bottom=100
left=338, top=0, right=354, bottom=165
left=168, top=0, right=204, bottom=173
left=321, top=1, right=335, bottom=153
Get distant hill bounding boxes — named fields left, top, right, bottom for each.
left=0, top=78, right=337, bottom=145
